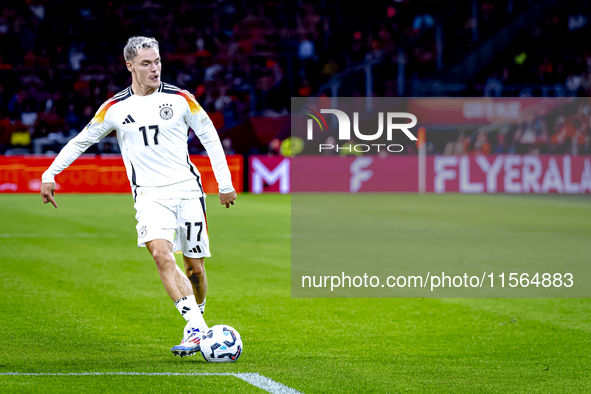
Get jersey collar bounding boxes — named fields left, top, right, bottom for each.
left=129, top=83, right=164, bottom=96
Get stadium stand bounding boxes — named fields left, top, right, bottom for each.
left=0, top=0, right=589, bottom=156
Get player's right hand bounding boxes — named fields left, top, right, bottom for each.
left=41, top=182, right=58, bottom=209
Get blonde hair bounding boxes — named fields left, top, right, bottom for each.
left=123, top=36, right=159, bottom=62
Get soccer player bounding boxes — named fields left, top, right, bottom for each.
left=39, top=36, right=236, bottom=357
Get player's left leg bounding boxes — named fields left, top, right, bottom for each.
left=178, top=197, right=211, bottom=315
left=170, top=197, right=211, bottom=356
left=183, top=255, right=207, bottom=313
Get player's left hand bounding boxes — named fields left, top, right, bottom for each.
left=219, top=190, right=237, bottom=208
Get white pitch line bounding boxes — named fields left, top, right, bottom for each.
left=235, top=373, right=302, bottom=394
left=0, top=372, right=303, bottom=394
left=0, top=372, right=228, bottom=376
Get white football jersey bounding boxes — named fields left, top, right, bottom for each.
left=42, top=82, right=233, bottom=196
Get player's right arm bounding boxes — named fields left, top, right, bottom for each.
left=40, top=100, right=116, bottom=208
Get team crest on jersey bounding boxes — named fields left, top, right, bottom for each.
left=139, top=226, right=147, bottom=238
left=159, top=104, right=173, bottom=120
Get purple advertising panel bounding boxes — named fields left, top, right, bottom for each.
left=431, top=154, right=591, bottom=194
left=249, top=155, right=290, bottom=194
left=251, top=155, right=591, bottom=194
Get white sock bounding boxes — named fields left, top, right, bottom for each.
left=198, top=297, right=206, bottom=315
left=174, top=295, right=208, bottom=332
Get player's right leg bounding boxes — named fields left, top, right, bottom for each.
left=135, top=198, right=207, bottom=356
left=145, top=239, right=207, bottom=357
left=146, top=239, right=191, bottom=302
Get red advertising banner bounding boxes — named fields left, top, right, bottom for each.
left=0, top=155, right=243, bottom=194
left=249, top=154, right=591, bottom=194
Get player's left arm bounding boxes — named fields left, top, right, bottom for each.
left=182, top=93, right=236, bottom=208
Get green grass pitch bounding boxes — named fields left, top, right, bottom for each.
left=0, top=193, right=590, bottom=393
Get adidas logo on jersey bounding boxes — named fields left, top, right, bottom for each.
left=122, top=114, right=135, bottom=124
left=190, top=246, right=202, bottom=254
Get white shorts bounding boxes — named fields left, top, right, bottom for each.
left=134, top=196, right=210, bottom=258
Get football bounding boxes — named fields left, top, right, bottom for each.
left=200, top=325, right=243, bottom=363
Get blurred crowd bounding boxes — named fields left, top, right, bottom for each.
left=0, top=0, right=590, bottom=156
left=0, top=0, right=297, bottom=154
left=479, top=2, right=591, bottom=97
left=437, top=100, right=591, bottom=156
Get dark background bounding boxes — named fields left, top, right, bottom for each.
left=0, top=0, right=590, bottom=156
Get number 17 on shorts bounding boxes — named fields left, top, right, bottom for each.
left=135, top=197, right=211, bottom=258
left=178, top=197, right=210, bottom=258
